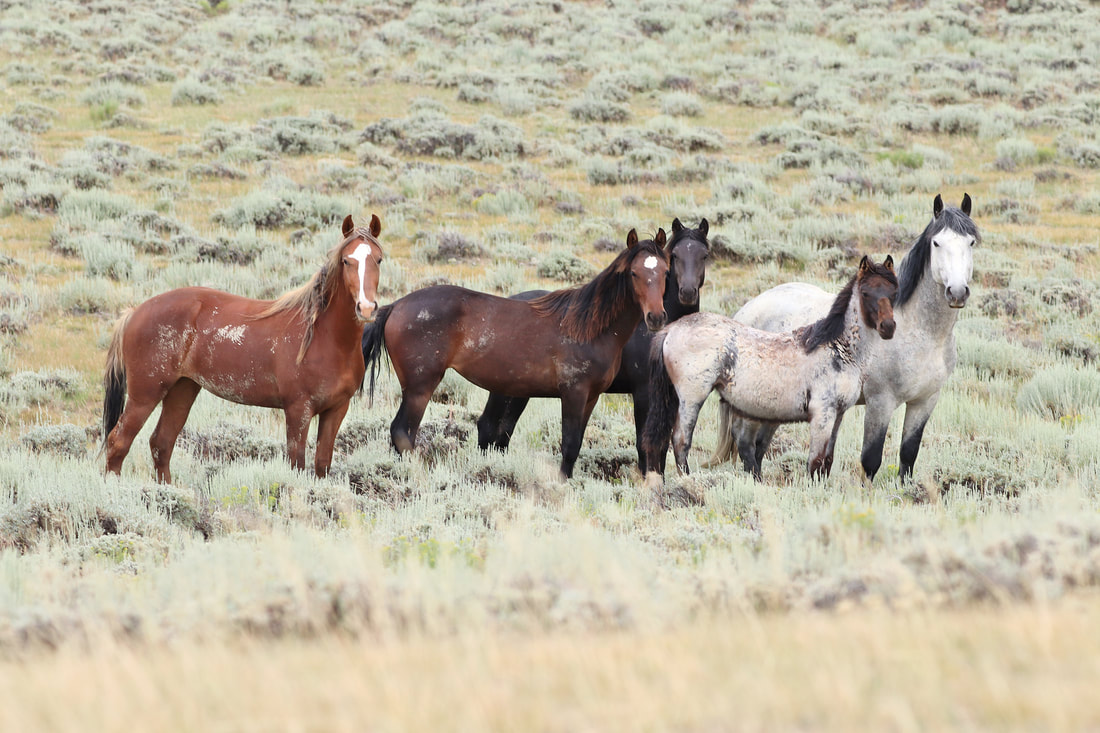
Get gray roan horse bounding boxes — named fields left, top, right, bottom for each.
left=708, top=194, right=978, bottom=482
left=476, top=218, right=709, bottom=472
left=642, top=256, right=898, bottom=484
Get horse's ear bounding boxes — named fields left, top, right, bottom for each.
left=671, top=218, right=683, bottom=235
left=626, top=229, right=639, bottom=249
left=883, top=254, right=894, bottom=271
left=698, top=218, right=709, bottom=239
left=655, top=228, right=667, bottom=248
left=342, top=215, right=355, bottom=238
left=858, top=255, right=871, bottom=274
left=933, top=194, right=943, bottom=219
left=960, top=193, right=972, bottom=217
left=369, top=213, right=382, bottom=238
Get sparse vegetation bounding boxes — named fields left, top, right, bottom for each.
left=1, top=0, right=1100, bottom=725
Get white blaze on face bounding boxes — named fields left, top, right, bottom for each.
left=644, top=256, right=659, bottom=270
left=348, top=242, right=373, bottom=309
left=929, top=229, right=974, bottom=292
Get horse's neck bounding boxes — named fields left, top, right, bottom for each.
left=841, top=289, right=875, bottom=362
left=901, top=264, right=959, bottom=339
left=313, top=288, right=361, bottom=346
left=606, top=294, right=642, bottom=345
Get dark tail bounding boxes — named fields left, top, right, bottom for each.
left=102, top=312, right=131, bottom=448
left=361, top=305, right=394, bottom=406
left=641, top=331, right=676, bottom=475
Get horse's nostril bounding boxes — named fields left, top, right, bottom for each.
left=646, top=312, right=667, bottom=331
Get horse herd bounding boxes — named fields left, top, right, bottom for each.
left=101, top=194, right=980, bottom=492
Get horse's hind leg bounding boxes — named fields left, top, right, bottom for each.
left=149, top=378, right=201, bottom=484
left=671, top=398, right=705, bottom=475
left=477, top=394, right=529, bottom=451
left=313, top=400, right=351, bottom=478
left=391, top=389, right=433, bottom=453
left=106, top=395, right=162, bottom=477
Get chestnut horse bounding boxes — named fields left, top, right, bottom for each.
left=363, top=229, right=669, bottom=479
left=643, top=256, right=898, bottom=484
left=103, top=214, right=384, bottom=482
left=475, top=218, right=710, bottom=473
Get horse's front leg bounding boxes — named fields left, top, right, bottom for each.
left=559, top=391, right=600, bottom=479
left=860, top=393, right=898, bottom=482
left=313, top=399, right=352, bottom=478
left=630, top=387, right=651, bottom=473
left=671, top=397, right=704, bottom=475
left=898, top=392, right=941, bottom=482
left=807, top=404, right=845, bottom=478
left=284, top=402, right=314, bottom=472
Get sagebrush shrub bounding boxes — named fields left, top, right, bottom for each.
left=1017, top=365, right=1100, bottom=420
left=537, top=251, right=596, bottom=284
left=171, top=77, right=222, bottom=106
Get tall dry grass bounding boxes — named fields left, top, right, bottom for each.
left=3, top=600, right=1099, bottom=732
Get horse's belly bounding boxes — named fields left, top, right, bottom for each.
left=191, top=371, right=282, bottom=408
left=724, top=387, right=808, bottom=424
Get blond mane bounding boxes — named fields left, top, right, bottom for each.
left=251, top=227, right=382, bottom=363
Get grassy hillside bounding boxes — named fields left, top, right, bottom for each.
left=2, top=0, right=1100, bottom=726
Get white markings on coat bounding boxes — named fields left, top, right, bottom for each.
left=644, top=256, right=658, bottom=270
left=214, top=324, right=246, bottom=345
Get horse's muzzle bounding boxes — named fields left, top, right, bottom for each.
left=678, top=286, right=699, bottom=306
left=878, top=319, right=896, bottom=340
left=645, top=311, right=668, bottom=332
left=946, top=285, right=970, bottom=309
left=356, top=302, right=378, bottom=322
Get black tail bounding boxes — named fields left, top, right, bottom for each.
left=641, top=331, right=677, bottom=475
left=102, top=313, right=130, bottom=447
left=361, top=305, right=394, bottom=406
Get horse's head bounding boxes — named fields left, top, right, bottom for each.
left=929, top=193, right=976, bottom=308
left=339, top=213, right=384, bottom=322
left=857, top=255, right=898, bottom=340
left=669, top=217, right=709, bottom=307
left=625, top=228, right=669, bottom=331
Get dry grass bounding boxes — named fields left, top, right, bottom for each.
left=3, top=599, right=1099, bottom=732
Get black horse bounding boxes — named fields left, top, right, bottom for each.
left=476, top=218, right=709, bottom=471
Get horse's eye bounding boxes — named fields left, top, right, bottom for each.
left=932, top=241, right=940, bottom=247
left=342, top=257, right=351, bottom=265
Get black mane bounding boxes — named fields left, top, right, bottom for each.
left=800, top=260, right=898, bottom=353
left=895, top=206, right=979, bottom=308
left=531, top=237, right=667, bottom=342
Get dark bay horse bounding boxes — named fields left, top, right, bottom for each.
left=711, top=194, right=979, bottom=481
left=103, top=214, right=384, bottom=482
left=363, top=229, right=669, bottom=479
left=475, top=218, right=709, bottom=472
left=643, top=256, right=898, bottom=485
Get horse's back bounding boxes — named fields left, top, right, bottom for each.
left=734, top=282, right=831, bottom=332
